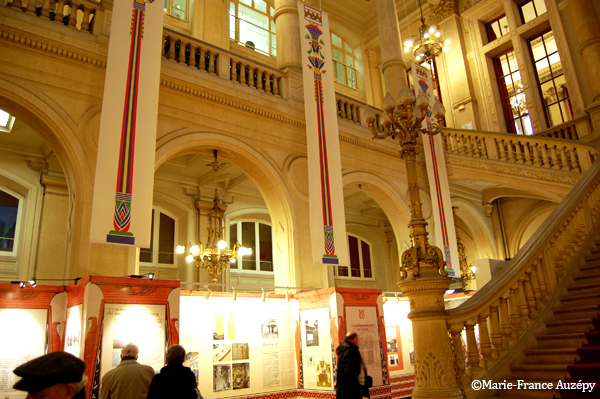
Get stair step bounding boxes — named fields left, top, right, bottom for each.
left=537, top=333, right=587, bottom=349
left=573, top=273, right=600, bottom=286
left=577, top=346, right=600, bottom=362
left=593, top=317, right=600, bottom=330
left=579, top=262, right=600, bottom=273
left=546, top=318, right=594, bottom=334
left=585, top=330, right=600, bottom=346
left=568, top=363, right=600, bottom=381
left=553, top=305, right=600, bottom=320
left=523, top=348, right=579, bottom=364
left=510, top=364, right=570, bottom=380
left=567, top=285, right=600, bottom=296
left=560, top=293, right=600, bottom=308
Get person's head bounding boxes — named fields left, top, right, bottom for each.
left=12, top=351, right=87, bottom=399
left=166, top=344, right=186, bottom=366
left=120, top=343, right=140, bottom=361
left=345, top=331, right=359, bottom=345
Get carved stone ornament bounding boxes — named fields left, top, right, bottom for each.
left=414, top=351, right=456, bottom=389
left=432, top=0, right=459, bottom=23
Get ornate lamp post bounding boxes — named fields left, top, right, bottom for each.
left=364, top=89, right=463, bottom=399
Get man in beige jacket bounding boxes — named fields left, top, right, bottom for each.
left=101, top=343, right=155, bottom=399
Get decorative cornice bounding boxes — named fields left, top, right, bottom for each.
left=160, top=78, right=306, bottom=129
left=339, top=133, right=401, bottom=158
left=432, top=0, right=459, bottom=23
left=446, top=157, right=581, bottom=185
left=0, top=29, right=107, bottom=68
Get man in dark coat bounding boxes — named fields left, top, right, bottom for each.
left=335, top=331, right=363, bottom=399
left=147, top=345, right=200, bottom=399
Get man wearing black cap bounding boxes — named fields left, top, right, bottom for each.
left=12, top=351, right=87, bottom=399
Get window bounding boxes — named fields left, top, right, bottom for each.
left=529, top=30, right=572, bottom=127
left=331, top=32, right=357, bottom=89
left=0, top=190, right=19, bottom=253
left=0, top=109, right=15, bottom=133
left=164, top=0, right=187, bottom=20
left=229, top=0, right=276, bottom=57
left=335, top=235, right=373, bottom=278
left=485, top=15, right=510, bottom=42
left=229, top=221, right=273, bottom=272
left=519, top=0, right=547, bottom=24
left=494, top=49, right=533, bottom=134
left=140, top=209, right=176, bottom=265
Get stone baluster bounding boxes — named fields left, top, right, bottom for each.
left=499, top=297, right=512, bottom=345
left=480, top=137, right=487, bottom=158
left=488, top=304, right=503, bottom=358
left=68, top=3, right=79, bottom=28
left=523, top=273, right=537, bottom=318
left=523, top=143, right=533, bottom=165
left=199, top=48, right=207, bottom=71
left=208, top=52, right=216, bottom=74
left=339, top=100, right=346, bottom=119
left=259, top=70, right=266, bottom=91
left=267, top=74, right=274, bottom=94
left=499, top=140, right=507, bottom=161
left=541, top=144, right=550, bottom=167
left=516, top=280, right=530, bottom=327
left=41, top=0, right=51, bottom=19
left=571, top=148, right=580, bottom=172
left=249, top=67, right=256, bottom=88
left=507, top=289, right=520, bottom=338
left=230, top=59, right=238, bottom=82
left=477, top=314, right=493, bottom=368
left=272, top=76, right=280, bottom=95
left=507, top=141, right=516, bottom=162
left=467, top=136, right=473, bottom=156
left=515, top=143, right=524, bottom=164
left=550, top=145, right=560, bottom=169
left=533, top=143, right=542, bottom=166
left=26, top=0, right=36, bottom=13
left=465, top=322, right=480, bottom=373
left=167, top=37, right=176, bottom=60
left=528, top=266, right=543, bottom=310
left=80, top=7, right=91, bottom=31
left=450, top=323, right=467, bottom=381
left=560, top=146, right=569, bottom=170
left=178, top=41, right=187, bottom=64
left=458, top=134, right=466, bottom=155
left=55, top=0, right=67, bottom=24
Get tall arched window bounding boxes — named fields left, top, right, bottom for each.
left=331, top=32, right=357, bottom=89
left=335, top=234, right=373, bottom=279
left=229, top=221, right=273, bottom=272
left=0, top=189, right=20, bottom=255
left=229, top=0, right=276, bottom=57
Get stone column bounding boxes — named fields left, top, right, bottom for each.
left=374, top=0, right=408, bottom=97
left=566, top=0, right=600, bottom=102
left=398, top=277, right=463, bottom=399
left=274, top=0, right=302, bottom=71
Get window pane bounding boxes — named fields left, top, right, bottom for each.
left=239, top=20, right=269, bottom=53
left=348, top=236, right=360, bottom=277
left=543, top=32, right=557, bottom=54
left=549, top=53, right=562, bottom=76
left=230, top=15, right=236, bottom=40
left=0, top=110, right=10, bottom=127
left=332, top=33, right=342, bottom=47
left=499, top=16, right=509, bottom=35
left=534, top=0, right=547, bottom=16
left=333, top=48, right=343, bottom=62
left=521, top=2, right=536, bottom=23
left=559, top=100, right=573, bottom=122
left=172, top=0, right=186, bottom=19
left=158, top=213, right=175, bottom=264
left=347, top=67, right=356, bottom=88
left=361, top=241, right=372, bottom=278
left=522, top=115, right=534, bottom=135
left=239, top=4, right=268, bottom=29
left=540, top=80, right=557, bottom=105
left=239, top=0, right=251, bottom=5
left=555, top=75, right=568, bottom=99
left=536, top=59, right=551, bottom=82
left=241, top=222, right=256, bottom=270
left=499, top=55, right=510, bottom=75
left=259, top=223, right=273, bottom=272
left=139, top=210, right=154, bottom=262
left=337, top=266, right=349, bottom=277
left=546, top=103, right=562, bottom=127
left=334, top=60, right=345, bottom=84
left=345, top=54, right=354, bottom=67
left=229, top=224, right=238, bottom=269
left=0, top=190, right=18, bottom=252
left=164, top=0, right=168, bottom=12
left=254, top=0, right=267, bottom=13
left=344, top=42, right=352, bottom=53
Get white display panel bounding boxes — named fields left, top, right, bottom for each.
left=100, top=303, right=166, bottom=379
left=300, top=307, right=333, bottom=390
left=345, top=306, right=384, bottom=386
left=0, top=308, right=47, bottom=398
left=179, top=296, right=296, bottom=397
left=383, top=300, right=414, bottom=375
left=64, top=304, right=83, bottom=358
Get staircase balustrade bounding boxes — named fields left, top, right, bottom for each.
left=441, top=128, right=598, bottom=173
left=335, top=94, right=362, bottom=124
left=8, top=0, right=97, bottom=33
left=536, top=114, right=592, bottom=141
left=446, top=141, right=600, bottom=391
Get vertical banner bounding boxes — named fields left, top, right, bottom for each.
left=412, top=64, right=459, bottom=277
left=90, top=0, right=163, bottom=247
left=298, top=3, right=349, bottom=267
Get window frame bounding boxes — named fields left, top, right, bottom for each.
left=164, top=0, right=189, bottom=21
left=334, top=234, right=374, bottom=280
left=0, top=187, right=24, bottom=258
left=228, top=220, right=274, bottom=274
left=518, top=0, right=547, bottom=24
left=229, top=0, right=276, bottom=58
left=330, top=31, right=358, bottom=90
left=485, top=14, right=510, bottom=43
left=527, top=29, right=573, bottom=128
left=139, top=206, right=178, bottom=267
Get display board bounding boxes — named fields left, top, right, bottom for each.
left=300, top=307, right=334, bottom=390
left=64, top=304, right=83, bottom=358
left=0, top=308, right=47, bottom=398
left=100, top=303, right=166, bottom=379
left=345, top=306, right=384, bottom=386
left=383, top=300, right=414, bottom=375
left=179, top=296, right=296, bottom=397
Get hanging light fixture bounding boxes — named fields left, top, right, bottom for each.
left=176, top=150, right=251, bottom=283
left=404, top=0, right=450, bottom=63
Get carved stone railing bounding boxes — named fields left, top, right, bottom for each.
left=536, top=114, right=592, bottom=141
left=446, top=140, right=600, bottom=391
left=7, top=0, right=98, bottom=33
left=336, top=93, right=363, bottom=125
left=162, top=27, right=283, bottom=97
left=441, top=127, right=598, bottom=174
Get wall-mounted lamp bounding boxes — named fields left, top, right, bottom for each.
left=127, top=274, right=155, bottom=281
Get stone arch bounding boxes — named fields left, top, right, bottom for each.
left=451, top=198, right=498, bottom=260
left=155, top=131, right=296, bottom=288
left=0, top=80, right=94, bottom=278
left=509, top=202, right=556, bottom=256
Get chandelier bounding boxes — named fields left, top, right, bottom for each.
left=176, top=151, right=251, bottom=283
left=403, top=0, right=450, bottom=63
